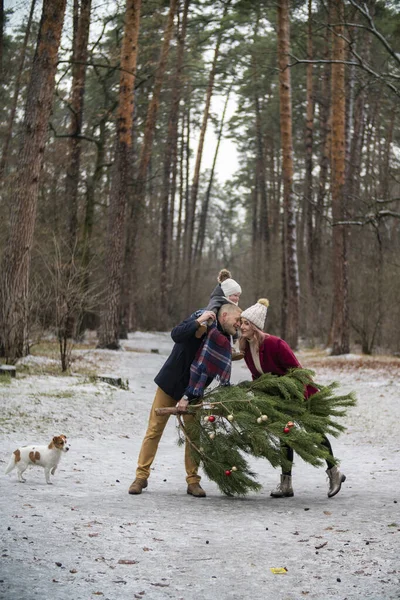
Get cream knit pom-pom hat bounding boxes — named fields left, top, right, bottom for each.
left=221, top=278, right=242, bottom=297
left=241, top=298, right=269, bottom=330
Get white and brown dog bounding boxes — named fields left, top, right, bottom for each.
left=5, top=435, right=70, bottom=484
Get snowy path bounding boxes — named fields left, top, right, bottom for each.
left=0, top=333, right=399, bottom=600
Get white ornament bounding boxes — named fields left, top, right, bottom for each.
left=261, top=415, right=268, bottom=422
left=204, top=416, right=210, bottom=423
left=257, top=417, right=262, bottom=424
left=227, top=414, right=234, bottom=422
left=209, top=432, right=215, bottom=440
left=231, top=466, right=237, bottom=472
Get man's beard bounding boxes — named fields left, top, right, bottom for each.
left=222, top=323, right=236, bottom=336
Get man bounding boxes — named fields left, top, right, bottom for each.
left=128, top=303, right=242, bottom=497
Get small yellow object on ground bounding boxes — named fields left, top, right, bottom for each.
left=270, top=567, right=288, bottom=574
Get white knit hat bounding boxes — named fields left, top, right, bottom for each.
left=221, top=278, right=242, bottom=297
left=241, top=298, right=269, bottom=330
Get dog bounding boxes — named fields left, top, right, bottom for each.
left=4, top=435, right=70, bottom=484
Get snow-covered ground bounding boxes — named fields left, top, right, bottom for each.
left=0, top=332, right=399, bottom=600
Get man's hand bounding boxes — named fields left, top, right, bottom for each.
left=196, top=310, right=216, bottom=326
left=176, top=397, right=189, bottom=413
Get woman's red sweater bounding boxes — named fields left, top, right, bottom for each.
left=243, top=334, right=318, bottom=398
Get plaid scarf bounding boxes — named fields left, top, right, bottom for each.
left=185, top=322, right=232, bottom=398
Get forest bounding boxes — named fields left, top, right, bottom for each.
left=0, top=0, right=399, bottom=366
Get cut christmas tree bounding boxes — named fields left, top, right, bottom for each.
left=176, top=368, right=357, bottom=496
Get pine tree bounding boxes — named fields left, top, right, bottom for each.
left=174, top=368, right=356, bottom=496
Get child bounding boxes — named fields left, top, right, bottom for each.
left=198, top=269, right=243, bottom=359
left=206, top=268, right=242, bottom=312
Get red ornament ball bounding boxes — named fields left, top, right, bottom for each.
left=208, top=415, right=216, bottom=423
left=283, top=426, right=290, bottom=434
left=225, top=469, right=232, bottom=476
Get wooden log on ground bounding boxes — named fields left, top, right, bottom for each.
left=0, top=365, right=16, bottom=377
left=97, top=374, right=128, bottom=389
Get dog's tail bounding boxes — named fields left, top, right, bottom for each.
left=5, top=453, right=16, bottom=474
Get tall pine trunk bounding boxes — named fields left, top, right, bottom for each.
left=79, top=117, right=107, bottom=332
left=251, top=10, right=269, bottom=291
left=0, top=0, right=37, bottom=178
left=0, top=0, right=3, bottom=83
left=330, top=0, right=349, bottom=355
left=183, top=0, right=231, bottom=309
left=173, top=106, right=187, bottom=287
left=160, top=0, right=189, bottom=321
left=277, top=0, right=299, bottom=348
left=0, top=0, right=67, bottom=360
left=97, top=0, right=141, bottom=349
left=304, top=0, right=315, bottom=305
left=65, top=0, right=92, bottom=253
left=135, top=0, right=177, bottom=202
left=194, top=82, right=232, bottom=264
left=122, top=0, right=177, bottom=332
left=314, top=18, right=331, bottom=282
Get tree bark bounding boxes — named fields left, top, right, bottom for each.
left=277, top=0, right=299, bottom=348
left=303, top=0, right=315, bottom=299
left=0, top=0, right=37, bottom=178
left=65, top=0, right=92, bottom=253
left=0, top=0, right=4, bottom=84
left=266, top=130, right=280, bottom=249
left=314, top=21, right=331, bottom=281
left=97, top=0, right=141, bottom=349
left=173, top=105, right=187, bottom=286
left=252, top=10, right=269, bottom=285
left=251, top=168, right=260, bottom=296
left=82, top=119, right=106, bottom=276
left=123, top=0, right=177, bottom=332
left=194, top=82, right=232, bottom=263
left=183, top=0, right=231, bottom=309
left=0, top=0, right=67, bottom=360
left=160, top=0, right=189, bottom=320
left=136, top=0, right=178, bottom=200
left=78, top=116, right=108, bottom=334
left=330, top=0, right=350, bottom=355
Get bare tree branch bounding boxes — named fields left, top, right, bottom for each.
left=377, top=197, right=400, bottom=204
left=289, top=54, right=400, bottom=97
left=289, top=3, right=400, bottom=98
left=347, top=0, right=400, bottom=67
left=334, top=210, right=400, bottom=226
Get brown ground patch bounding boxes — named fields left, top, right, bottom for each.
left=299, top=353, right=400, bottom=375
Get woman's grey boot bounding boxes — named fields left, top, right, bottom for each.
left=326, top=466, right=346, bottom=497
left=270, top=474, right=294, bottom=497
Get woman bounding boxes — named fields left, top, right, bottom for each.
left=239, top=298, right=346, bottom=499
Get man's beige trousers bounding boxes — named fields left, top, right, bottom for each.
left=135, top=387, right=200, bottom=484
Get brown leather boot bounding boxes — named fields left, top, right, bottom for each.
left=128, top=478, right=148, bottom=495
left=187, top=483, right=206, bottom=497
